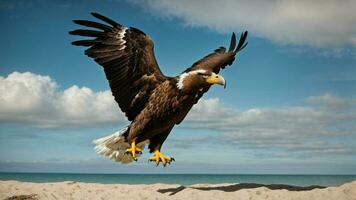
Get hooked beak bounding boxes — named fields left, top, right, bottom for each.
left=206, top=73, right=226, bottom=89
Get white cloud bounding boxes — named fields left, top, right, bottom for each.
left=184, top=94, right=356, bottom=157
left=131, top=0, right=356, bottom=47
left=306, top=93, right=352, bottom=110
left=0, top=72, right=125, bottom=127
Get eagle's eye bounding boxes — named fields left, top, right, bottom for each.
left=197, top=72, right=209, bottom=78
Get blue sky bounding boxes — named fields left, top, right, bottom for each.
left=0, top=0, right=355, bottom=174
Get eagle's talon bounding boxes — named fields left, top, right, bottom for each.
left=125, top=141, right=142, bottom=159
left=149, top=150, right=174, bottom=166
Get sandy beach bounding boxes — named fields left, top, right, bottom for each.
left=1, top=180, right=355, bottom=200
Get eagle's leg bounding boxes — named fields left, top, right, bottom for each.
left=149, top=150, right=175, bottom=167
left=125, top=141, right=142, bottom=160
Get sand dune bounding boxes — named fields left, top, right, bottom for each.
left=1, top=180, right=355, bottom=200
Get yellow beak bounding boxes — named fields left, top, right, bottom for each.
left=206, top=73, right=226, bottom=89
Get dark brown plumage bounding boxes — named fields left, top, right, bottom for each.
left=70, top=13, right=247, bottom=166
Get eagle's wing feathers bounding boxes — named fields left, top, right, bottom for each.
left=186, top=31, right=248, bottom=74
left=70, top=12, right=166, bottom=121
left=181, top=31, right=248, bottom=109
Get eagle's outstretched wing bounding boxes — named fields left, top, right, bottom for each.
left=186, top=31, right=248, bottom=74
left=183, top=32, right=248, bottom=105
left=70, top=13, right=166, bottom=121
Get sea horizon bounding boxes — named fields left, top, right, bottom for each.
left=1, top=172, right=355, bottom=187
left=2, top=171, right=356, bottom=175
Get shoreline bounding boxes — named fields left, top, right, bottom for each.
left=1, top=180, right=356, bottom=200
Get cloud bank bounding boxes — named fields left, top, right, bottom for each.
left=0, top=72, right=125, bottom=127
left=131, top=0, right=356, bottom=47
left=186, top=96, right=356, bottom=157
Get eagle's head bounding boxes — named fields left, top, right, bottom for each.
left=177, top=69, right=226, bottom=93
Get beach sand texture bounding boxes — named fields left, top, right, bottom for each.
left=1, top=180, right=355, bottom=200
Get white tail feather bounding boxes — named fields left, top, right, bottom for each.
left=93, top=127, right=147, bottom=164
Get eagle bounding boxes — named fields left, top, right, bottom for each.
left=69, top=13, right=248, bottom=166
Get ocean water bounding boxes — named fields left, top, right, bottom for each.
left=0, top=173, right=355, bottom=186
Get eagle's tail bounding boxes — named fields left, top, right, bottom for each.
left=93, top=127, right=147, bottom=164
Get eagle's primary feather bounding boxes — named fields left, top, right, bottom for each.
left=70, top=13, right=247, bottom=165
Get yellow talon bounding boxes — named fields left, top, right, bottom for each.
left=149, top=150, right=175, bottom=166
left=125, top=141, right=142, bottom=160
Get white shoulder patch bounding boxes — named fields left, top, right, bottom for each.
left=118, top=27, right=128, bottom=50
left=176, top=69, right=207, bottom=90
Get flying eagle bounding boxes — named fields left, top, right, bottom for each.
left=69, top=13, right=248, bottom=166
